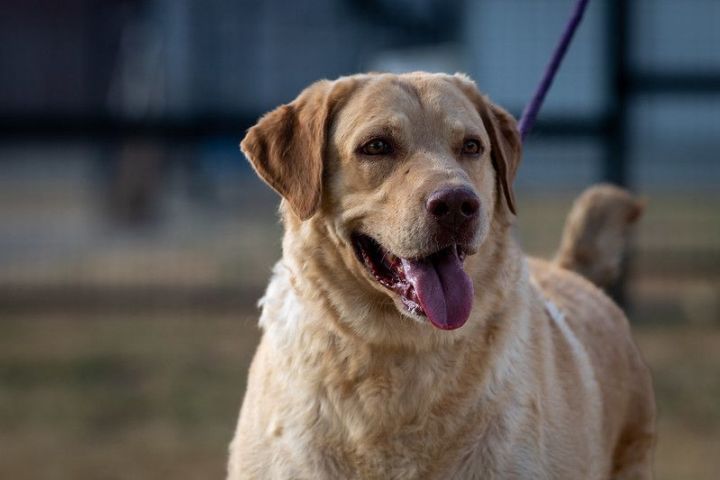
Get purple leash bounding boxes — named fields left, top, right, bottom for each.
left=517, top=0, right=591, bottom=141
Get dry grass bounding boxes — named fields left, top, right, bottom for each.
left=0, top=311, right=718, bottom=479
left=0, top=311, right=261, bottom=480
left=635, top=325, right=720, bottom=480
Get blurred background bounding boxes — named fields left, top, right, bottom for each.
left=0, top=0, right=718, bottom=478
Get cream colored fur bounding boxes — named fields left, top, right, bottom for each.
left=229, top=72, right=655, bottom=479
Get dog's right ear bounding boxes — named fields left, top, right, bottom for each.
left=240, top=80, right=334, bottom=220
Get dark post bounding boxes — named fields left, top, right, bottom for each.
left=605, top=0, right=630, bottom=187
left=605, top=0, right=631, bottom=305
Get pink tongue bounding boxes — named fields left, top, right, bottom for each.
left=401, top=248, right=474, bottom=330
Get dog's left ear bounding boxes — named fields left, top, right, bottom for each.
left=451, top=75, right=522, bottom=215
left=240, top=80, right=334, bottom=220
left=480, top=101, right=522, bottom=215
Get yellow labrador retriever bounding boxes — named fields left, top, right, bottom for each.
left=229, top=72, right=655, bottom=479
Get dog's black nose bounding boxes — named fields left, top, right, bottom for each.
left=426, top=187, right=480, bottom=231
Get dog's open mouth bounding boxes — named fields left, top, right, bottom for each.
left=352, top=233, right=474, bottom=330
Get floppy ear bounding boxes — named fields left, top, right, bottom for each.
left=479, top=101, right=522, bottom=215
left=240, top=80, right=333, bottom=220
left=451, top=75, right=522, bottom=215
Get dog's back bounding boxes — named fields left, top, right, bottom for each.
left=529, top=257, right=656, bottom=478
left=541, top=185, right=654, bottom=476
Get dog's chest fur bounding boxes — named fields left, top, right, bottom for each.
left=231, top=265, right=553, bottom=480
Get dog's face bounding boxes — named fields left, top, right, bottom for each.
left=242, top=73, right=521, bottom=332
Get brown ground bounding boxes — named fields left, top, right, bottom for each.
left=0, top=311, right=718, bottom=480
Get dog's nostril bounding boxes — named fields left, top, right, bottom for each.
left=461, top=199, right=479, bottom=217
left=428, top=200, right=450, bottom=217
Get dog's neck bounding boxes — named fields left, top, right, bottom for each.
left=255, top=213, right=533, bottom=475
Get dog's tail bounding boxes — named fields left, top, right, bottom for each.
left=554, top=184, right=644, bottom=289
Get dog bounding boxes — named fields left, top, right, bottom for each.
left=554, top=184, right=644, bottom=289
left=228, top=72, right=655, bottom=479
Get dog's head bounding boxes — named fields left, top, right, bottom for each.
left=242, top=73, right=521, bottom=333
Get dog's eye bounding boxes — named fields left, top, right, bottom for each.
left=361, top=138, right=392, bottom=156
left=462, top=139, right=483, bottom=156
